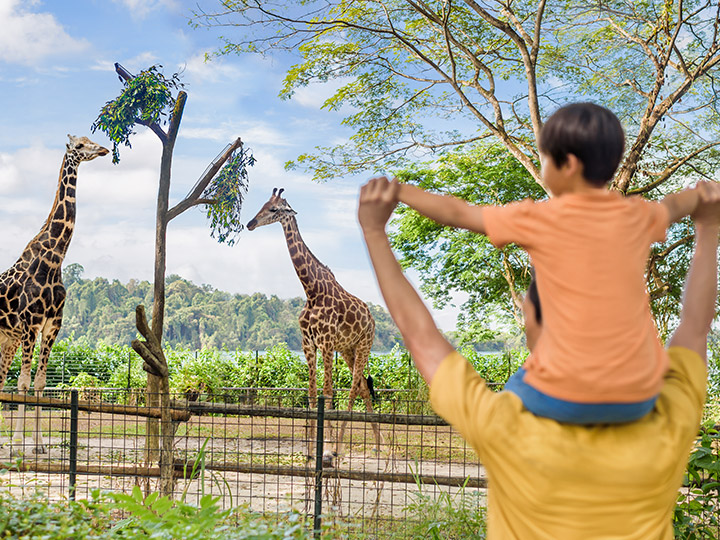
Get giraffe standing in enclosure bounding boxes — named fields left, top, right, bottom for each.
left=247, top=188, right=382, bottom=463
left=0, top=135, right=109, bottom=455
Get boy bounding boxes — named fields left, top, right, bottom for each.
left=392, top=102, right=718, bottom=423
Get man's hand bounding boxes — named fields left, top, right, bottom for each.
left=668, top=186, right=720, bottom=360
left=694, top=182, right=720, bottom=226
left=358, top=176, right=400, bottom=233
left=693, top=197, right=720, bottom=226
left=358, top=174, right=453, bottom=383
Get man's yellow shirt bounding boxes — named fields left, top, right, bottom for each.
left=430, top=347, right=706, bottom=539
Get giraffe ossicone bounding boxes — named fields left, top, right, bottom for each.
left=0, top=135, right=109, bottom=456
left=247, top=188, right=382, bottom=465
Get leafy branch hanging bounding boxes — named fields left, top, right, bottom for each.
left=92, top=65, right=184, bottom=163
left=203, top=145, right=256, bottom=246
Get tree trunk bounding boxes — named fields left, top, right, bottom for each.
left=158, top=374, right=175, bottom=497
left=144, top=92, right=186, bottom=469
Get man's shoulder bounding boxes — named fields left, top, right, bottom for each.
left=430, top=351, right=523, bottom=443
left=659, top=347, right=707, bottom=414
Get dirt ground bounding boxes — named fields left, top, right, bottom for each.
left=0, top=408, right=487, bottom=521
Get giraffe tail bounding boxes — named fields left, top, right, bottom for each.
left=366, top=375, right=377, bottom=403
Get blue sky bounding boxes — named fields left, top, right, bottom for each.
left=0, top=0, right=459, bottom=330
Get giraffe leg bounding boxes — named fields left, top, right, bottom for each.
left=0, top=339, right=20, bottom=391
left=302, top=337, right=318, bottom=461
left=0, top=340, right=19, bottom=452
left=319, top=346, right=338, bottom=467
left=337, top=344, right=383, bottom=457
left=333, top=348, right=354, bottom=460
left=12, top=332, right=37, bottom=457
left=29, top=321, right=61, bottom=455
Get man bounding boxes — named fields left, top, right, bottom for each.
left=358, top=176, right=719, bottom=538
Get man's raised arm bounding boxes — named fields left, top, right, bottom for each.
left=667, top=199, right=720, bottom=362
left=359, top=177, right=454, bottom=384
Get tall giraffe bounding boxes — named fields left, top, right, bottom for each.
left=0, top=135, right=109, bottom=455
left=247, top=188, right=381, bottom=462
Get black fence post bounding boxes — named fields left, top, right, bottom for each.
left=313, top=395, right=325, bottom=538
left=61, top=352, right=66, bottom=386
left=69, top=389, right=78, bottom=500
left=127, top=352, right=133, bottom=394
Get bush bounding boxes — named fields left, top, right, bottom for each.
left=0, top=487, right=316, bottom=539
left=674, top=427, right=720, bottom=539
left=461, top=347, right=528, bottom=388
left=0, top=490, right=115, bottom=539
left=398, top=477, right=486, bottom=539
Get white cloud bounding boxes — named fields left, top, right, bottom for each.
left=112, top=0, right=179, bottom=20
left=292, top=77, right=353, bottom=109
left=120, top=52, right=161, bottom=73
left=182, top=53, right=244, bottom=84
left=0, top=0, right=89, bottom=65
left=181, top=122, right=295, bottom=149
left=89, top=53, right=161, bottom=74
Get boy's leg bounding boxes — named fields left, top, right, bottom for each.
left=504, top=369, right=656, bottom=424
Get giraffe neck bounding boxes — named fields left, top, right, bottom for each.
left=28, top=152, right=80, bottom=262
left=280, top=215, right=336, bottom=299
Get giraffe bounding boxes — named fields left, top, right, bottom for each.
left=247, top=188, right=382, bottom=463
left=0, top=135, right=109, bottom=455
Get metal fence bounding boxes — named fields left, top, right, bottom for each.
left=0, top=387, right=485, bottom=538
left=0, top=388, right=717, bottom=538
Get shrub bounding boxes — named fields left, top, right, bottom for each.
left=397, top=476, right=487, bottom=539
left=0, top=487, right=317, bottom=539
left=674, top=427, right=720, bottom=539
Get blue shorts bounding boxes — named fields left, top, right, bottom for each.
left=504, top=368, right=657, bottom=424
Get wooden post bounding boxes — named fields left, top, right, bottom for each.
left=131, top=305, right=174, bottom=497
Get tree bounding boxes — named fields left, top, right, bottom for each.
left=194, top=0, right=720, bottom=333
left=62, top=263, right=85, bottom=288
left=92, top=63, right=253, bottom=494
left=391, top=144, right=545, bottom=341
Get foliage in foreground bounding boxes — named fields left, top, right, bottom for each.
left=0, top=487, right=315, bottom=540
left=674, top=427, right=720, bottom=539
left=400, top=477, right=486, bottom=540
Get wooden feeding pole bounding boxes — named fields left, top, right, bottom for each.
left=132, top=305, right=175, bottom=496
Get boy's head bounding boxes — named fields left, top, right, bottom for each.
left=539, top=103, right=625, bottom=187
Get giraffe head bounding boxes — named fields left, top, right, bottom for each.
left=66, top=135, right=109, bottom=162
left=246, top=188, right=297, bottom=231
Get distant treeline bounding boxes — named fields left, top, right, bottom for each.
left=58, top=266, right=402, bottom=352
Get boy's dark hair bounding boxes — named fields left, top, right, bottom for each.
left=527, top=271, right=542, bottom=324
left=539, top=103, right=625, bottom=186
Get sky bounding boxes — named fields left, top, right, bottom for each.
left=0, top=0, right=460, bottom=330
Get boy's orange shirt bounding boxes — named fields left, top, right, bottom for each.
left=484, top=190, right=669, bottom=403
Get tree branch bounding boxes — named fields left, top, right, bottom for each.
left=166, top=137, right=244, bottom=222
left=131, top=304, right=168, bottom=378
left=114, top=63, right=168, bottom=144
left=628, top=141, right=720, bottom=195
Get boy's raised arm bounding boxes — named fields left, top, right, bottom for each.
left=661, top=181, right=720, bottom=224
left=398, top=181, right=487, bottom=234
left=359, top=177, right=454, bottom=384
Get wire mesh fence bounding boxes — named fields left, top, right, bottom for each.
left=0, top=387, right=486, bottom=538
left=0, top=388, right=717, bottom=538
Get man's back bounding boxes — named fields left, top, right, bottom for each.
left=430, top=347, right=706, bottom=539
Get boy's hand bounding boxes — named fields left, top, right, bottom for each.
left=696, top=180, right=720, bottom=204
left=358, top=176, right=400, bottom=233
